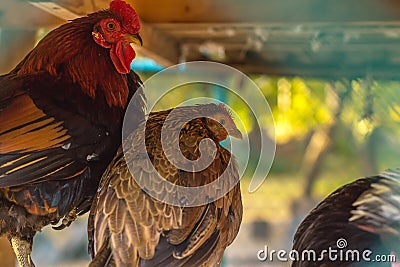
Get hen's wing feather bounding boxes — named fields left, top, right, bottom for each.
left=89, top=124, right=242, bottom=266
left=90, top=143, right=183, bottom=266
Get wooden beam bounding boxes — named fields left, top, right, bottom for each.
left=52, top=0, right=109, bottom=15
left=2, top=0, right=400, bottom=79
left=0, top=0, right=64, bottom=29
left=230, top=61, right=400, bottom=80
left=153, top=21, right=400, bottom=37
left=2, top=0, right=400, bottom=28
left=133, top=0, right=400, bottom=23
left=0, top=0, right=109, bottom=29
left=134, top=21, right=180, bottom=66
left=29, top=2, right=80, bottom=21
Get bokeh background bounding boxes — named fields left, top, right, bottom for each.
left=1, top=0, right=400, bottom=266
left=28, top=75, right=400, bottom=267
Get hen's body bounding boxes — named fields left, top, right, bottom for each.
left=292, top=169, right=400, bottom=267
left=88, top=104, right=243, bottom=267
left=0, top=1, right=144, bottom=265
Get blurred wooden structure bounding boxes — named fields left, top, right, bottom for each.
left=1, top=0, right=400, bottom=78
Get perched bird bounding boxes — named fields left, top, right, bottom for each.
left=292, top=169, right=400, bottom=267
left=0, top=1, right=144, bottom=266
left=88, top=103, right=243, bottom=267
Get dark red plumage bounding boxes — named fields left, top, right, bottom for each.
left=0, top=1, right=144, bottom=266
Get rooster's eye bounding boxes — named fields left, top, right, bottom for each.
left=107, top=22, right=116, bottom=30
left=220, top=119, right=225, bottom=125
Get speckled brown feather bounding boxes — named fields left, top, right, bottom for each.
left=88, top=104, right=242, bottom=267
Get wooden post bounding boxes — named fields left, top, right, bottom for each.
left=0, top=237, right=15, bottom=267
left=0, top=29, right=37, bottom=74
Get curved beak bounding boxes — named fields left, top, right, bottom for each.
left=229, top=128, right=243, bottom=139
left=124, top=33, right=143, bottom=46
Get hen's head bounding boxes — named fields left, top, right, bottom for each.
left=204, top=103, right=242, bottom=142
left=92, top=0, right=142, bottom=74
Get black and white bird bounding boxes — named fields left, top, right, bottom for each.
left=292, top=169, right=400, bottom=267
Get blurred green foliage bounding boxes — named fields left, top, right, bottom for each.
left=140, top=71, right=400, bottom=204
left=31, top=71, right=400, bottom=266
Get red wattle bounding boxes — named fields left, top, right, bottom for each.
left=110, top=41, right=136, bottom=74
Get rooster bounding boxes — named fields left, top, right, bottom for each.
left=292, top=169, right=400, bottom=267
left=0, top=1, right=145, bottom=266
left=88, top=103, right=243, bottom=267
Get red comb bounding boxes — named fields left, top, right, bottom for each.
left=110, top=0, right=140, bottom=33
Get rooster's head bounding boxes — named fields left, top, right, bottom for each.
left=92, top=0, right=142, bottom=74
left=15, top=0, right=143, bottom=107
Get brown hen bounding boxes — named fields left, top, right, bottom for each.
left=88, top=103, right=243, bottom=267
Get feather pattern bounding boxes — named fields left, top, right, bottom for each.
left=292, top=169, right=400, bottom=267
left=88, top=104, right=243, bottom=267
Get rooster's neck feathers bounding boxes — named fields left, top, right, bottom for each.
left=14, top=11, right=129, bottom=108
